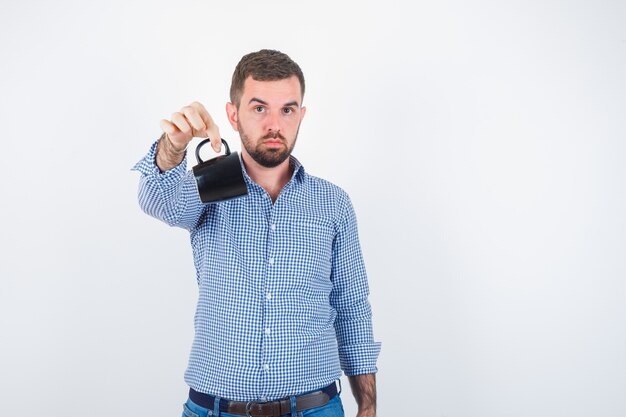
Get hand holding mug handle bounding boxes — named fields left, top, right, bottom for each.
left=156, top=102, right=222, bottom=171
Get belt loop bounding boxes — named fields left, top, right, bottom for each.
left=213, top=396, right=221, bottom=417
left=337, top=379, right=342, bottom=395
left=290, top=395, right=297, bottom=417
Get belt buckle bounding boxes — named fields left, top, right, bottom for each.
left=245, top=399, right=269, bottom=417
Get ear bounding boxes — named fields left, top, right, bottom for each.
left=300, top=106, right=307, bottom=121
left=226, top=102, right=239, bottom=131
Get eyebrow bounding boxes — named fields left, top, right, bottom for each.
left=249, top=97, right=300, bottom=107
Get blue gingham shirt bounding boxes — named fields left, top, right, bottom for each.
left=133, top=141, right=380, bottom=401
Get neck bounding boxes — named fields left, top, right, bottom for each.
left=241, top=152, right=293, bottom=203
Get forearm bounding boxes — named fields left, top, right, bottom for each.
left=134, top=140, right=204, bottom=230
left=348, top=373, right=377, bottom=417
left=155, top=132, right=186, bottom=172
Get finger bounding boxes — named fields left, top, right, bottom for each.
left=189, top=102, right=213, bottom=134
left=208, top=123, right=222, bottom=153
left=170, top=112, right=192, bottom=137
left=181, top=105, right=207, bottom=135
left=160, top=119, right=179, bottom=136
left=190, top=102, right=222, bottom=152
left=189, top=101, right=209, bottom=115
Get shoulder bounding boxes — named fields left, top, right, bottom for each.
left=299, top=171, right=351, bottom=206
left=296, top=171, right=357, bottom=230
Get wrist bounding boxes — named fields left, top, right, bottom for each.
left=162, top=132, right=187, bottom=154
left=156, top=133, right=186, bottom=172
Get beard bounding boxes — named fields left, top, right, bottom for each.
left=238, top=121, right=299, bottom=168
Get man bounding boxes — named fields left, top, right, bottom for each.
left=133, top=49, right=380, bottom=417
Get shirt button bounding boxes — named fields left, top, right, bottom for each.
left=266, top=293, right=272, bottom=300
left=270, top=224, right=276, bottom=231
left=263, top=364, right=270, bottom=371
left=268, top=257, right=274, bottom=265
left=265, top=328, right=271, bottom=335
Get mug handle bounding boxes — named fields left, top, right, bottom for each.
left=195, top=138, right=230, bottom=163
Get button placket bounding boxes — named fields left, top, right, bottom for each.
left=260, top=194, right=275, bottom=393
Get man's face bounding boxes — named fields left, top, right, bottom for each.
left=227, top=76, right=306, bottom=168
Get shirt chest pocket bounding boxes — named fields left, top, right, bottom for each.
left=281, top=218, right=335, bottom=284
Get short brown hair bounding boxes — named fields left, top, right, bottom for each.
left=230, top=49, right=305, bottom=107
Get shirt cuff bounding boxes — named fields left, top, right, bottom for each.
left=131, top=140, right=188, bottom=186
left=338, top=342, right=382, bottom=376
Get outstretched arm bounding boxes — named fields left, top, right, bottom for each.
left=133, top=101, right=223, bottom=230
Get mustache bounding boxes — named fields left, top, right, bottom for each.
left=262, top=131, right=286, bottom=141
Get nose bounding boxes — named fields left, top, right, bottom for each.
left=265, top=111, right=281, bottom=133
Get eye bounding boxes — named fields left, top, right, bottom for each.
left=282, top=107, right=293, bottom=114
left=255, top=106, right=265, bottom=113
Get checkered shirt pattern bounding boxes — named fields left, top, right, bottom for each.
left=133, top=141, right=380, bottom=401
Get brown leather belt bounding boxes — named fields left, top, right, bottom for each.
left=189, top=382, right=338, bottom=417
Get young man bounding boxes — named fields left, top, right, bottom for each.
left=133, top=49, right=380, bottom=417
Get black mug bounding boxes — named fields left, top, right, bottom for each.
left=192, top=138, right=248, bottom=203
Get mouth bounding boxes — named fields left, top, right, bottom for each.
left=262, top=138, right=285, bottom=148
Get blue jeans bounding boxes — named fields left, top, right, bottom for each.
left=182, top=393, right=345, bottom=417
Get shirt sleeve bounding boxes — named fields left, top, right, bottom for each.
left=131, top=140, right=205, bottom=231
left=330, top=193, right=381, bottom=376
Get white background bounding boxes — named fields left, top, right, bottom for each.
left=1, top=1, right=625, bottom=416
